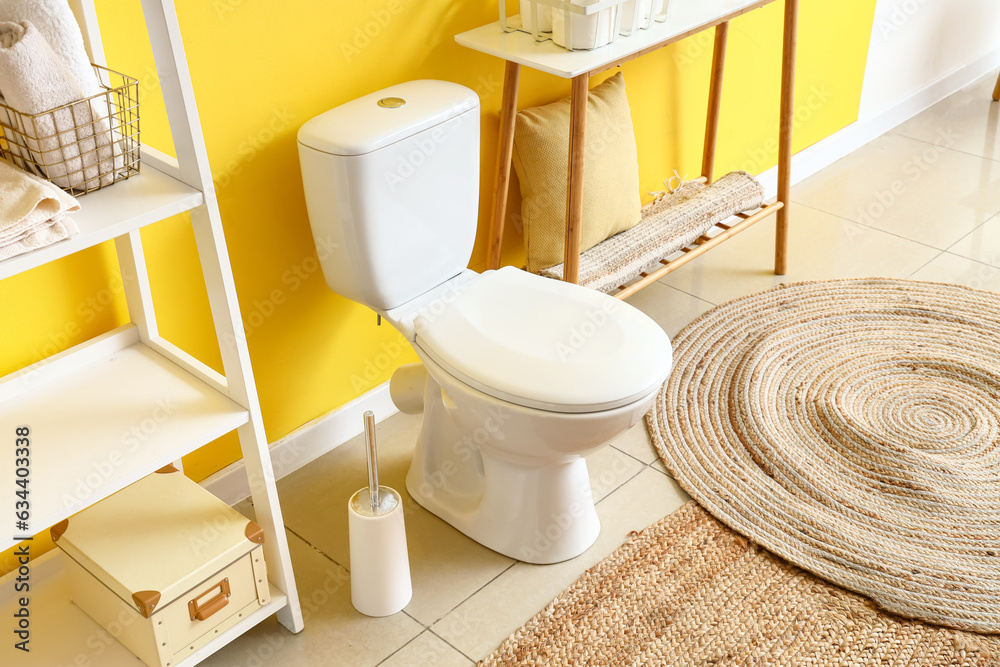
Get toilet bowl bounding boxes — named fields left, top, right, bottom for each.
left=385, top=266, right=670, bottom=563
left=298, top=80, right=672, bottom=564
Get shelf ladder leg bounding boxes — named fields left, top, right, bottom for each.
left=776, top=0, right=799, bottom=276
left=701, top=22, right=729, bottom=184
left=188, top=203, right=304, bottom=633
left=487, top=61, right=521, bottom=271
left=564, top=72, right=590, bottom=284
left=993, top=69, right=1000, bottom=101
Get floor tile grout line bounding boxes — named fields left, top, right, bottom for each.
left=917, top=249, right=1000, bottom=276
left=788, top=199, right=968, bottom=254
left=426, top=560, right=518, bottom=628
left=428, top=627, right=479, bottom=664
left=609, top=442, right=657, bottom=468
left=884, top=126, right=1000, bottom=165
left=892, top=128, right=1000, bottom=166
left=790, top=130, right=1000, bottom=243
left=657, top=282, right=719, bottom=307
left=647, top=461, right=671, bottom=477
left=284, top=524, right=352, bottom=573
left=401, top=609, right=424, bottom=627
left=646, top=279, right=719, bottom=307
left=906, top=249, right=948, bottom=280
left=596, top=452, right=651, bottom=500
left=373, top=627, right=428, bottom=667
left=942, top=216, right=1000, bottom=257
left=595, top=466, right=647, bottom=507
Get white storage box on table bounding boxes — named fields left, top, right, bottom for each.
left=619, top=0, right=672, bottom=36
left=50, top=465, right=270, bottom=667
left=500, top=0, right=629, bottom=50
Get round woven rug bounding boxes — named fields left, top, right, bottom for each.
left=648, top=278, right=1000, bottom=633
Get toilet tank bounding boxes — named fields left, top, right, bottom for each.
left=298, top=80, right=480, bottom=311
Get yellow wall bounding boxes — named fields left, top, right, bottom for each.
left=0, top=0, right=875, bottom=572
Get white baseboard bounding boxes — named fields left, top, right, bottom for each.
left=202, top=51, right=1000, bottom=506
left=756, top=47, right=1000, bottom=199
left=203, top=383, right=397, bottom=505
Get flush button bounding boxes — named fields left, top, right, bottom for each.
left=377, top=97, right=406, bottom=109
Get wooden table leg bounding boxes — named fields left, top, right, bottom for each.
left=564, top=72, right=589, bottom=284
left=487, top=61, right=521, bottom=271
left=993, top=70, right=1000, bottom=102
left=701, top=22, right=729, bottom=184
left=775, top=0, right=798, bottom=276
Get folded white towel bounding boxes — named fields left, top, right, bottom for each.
left=0, top=21, right=114, bottom=191
left=0, top=22, right=82, bottom=113
left=0, top=0, right=101, bottom=98
left=0, top=157, right=80, bottom=260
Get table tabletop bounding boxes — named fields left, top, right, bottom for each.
left=456, top=0, right=775, bottom=78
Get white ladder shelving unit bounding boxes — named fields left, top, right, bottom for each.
left=0, top=1, right=303, bottom=664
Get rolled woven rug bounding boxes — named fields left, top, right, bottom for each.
left=649, top=278, right=1000, bottom=633
left=540, top=171, right=765, bottom=294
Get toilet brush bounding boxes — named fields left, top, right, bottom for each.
left=348, top=410, right=412, bottom=616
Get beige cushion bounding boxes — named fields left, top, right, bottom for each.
left=512, top=72, right=642, bottom=273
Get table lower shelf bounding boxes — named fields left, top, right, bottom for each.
left=0, top=548, right=288, bottom=666
left=614, top=200, right=783, bottom=299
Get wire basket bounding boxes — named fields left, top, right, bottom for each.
left=0, top=64, right=139, bottom=196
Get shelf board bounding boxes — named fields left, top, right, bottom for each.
left=456, top=0, right=774, bottom=78
left=0, top=325, right=249, bottom=552
left=0, top=548, right=287, bottom=666
left=0, top=165, right=204, bottom=281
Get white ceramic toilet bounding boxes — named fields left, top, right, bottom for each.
left=298, top=80, right=671, bottom=564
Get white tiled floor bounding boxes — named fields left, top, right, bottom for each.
left=203, top=71, right=1000, bottom=666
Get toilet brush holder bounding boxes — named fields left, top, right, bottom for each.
left=348, top=411, right=412, bottom=617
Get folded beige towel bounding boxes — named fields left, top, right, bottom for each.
left=0, top=21, right=114, bottom=191
left=0, top=157, right=80, bottom=260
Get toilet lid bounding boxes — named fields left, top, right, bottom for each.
left=413, top=267, right=672, bottom=413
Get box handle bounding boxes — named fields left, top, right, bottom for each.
left=187, top=577, right=231, bottom=622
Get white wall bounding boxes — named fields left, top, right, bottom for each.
left=859, top=0, right=1000, bottom=119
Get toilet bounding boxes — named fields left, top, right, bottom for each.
left=298, top=80, right=672, bottom=564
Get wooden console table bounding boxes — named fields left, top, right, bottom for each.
left=457, top=0, right=798, bottom=296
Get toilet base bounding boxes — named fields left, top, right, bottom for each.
left=406, top=446, right=600, bottom=564
left=395, top=351, right=661, bottom=565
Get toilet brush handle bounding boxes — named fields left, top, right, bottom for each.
left=364, top=410, right=379, bottom=512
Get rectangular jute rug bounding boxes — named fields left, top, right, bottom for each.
left=479, top=503, right=1000, bottom=666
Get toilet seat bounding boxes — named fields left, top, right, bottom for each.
left=413, top=267, right=672, bottom=413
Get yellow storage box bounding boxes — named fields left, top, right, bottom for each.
left=51, top=466, right=269, bottom=667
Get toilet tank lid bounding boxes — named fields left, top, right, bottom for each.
left=297, top=80, right=479, bottom=156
